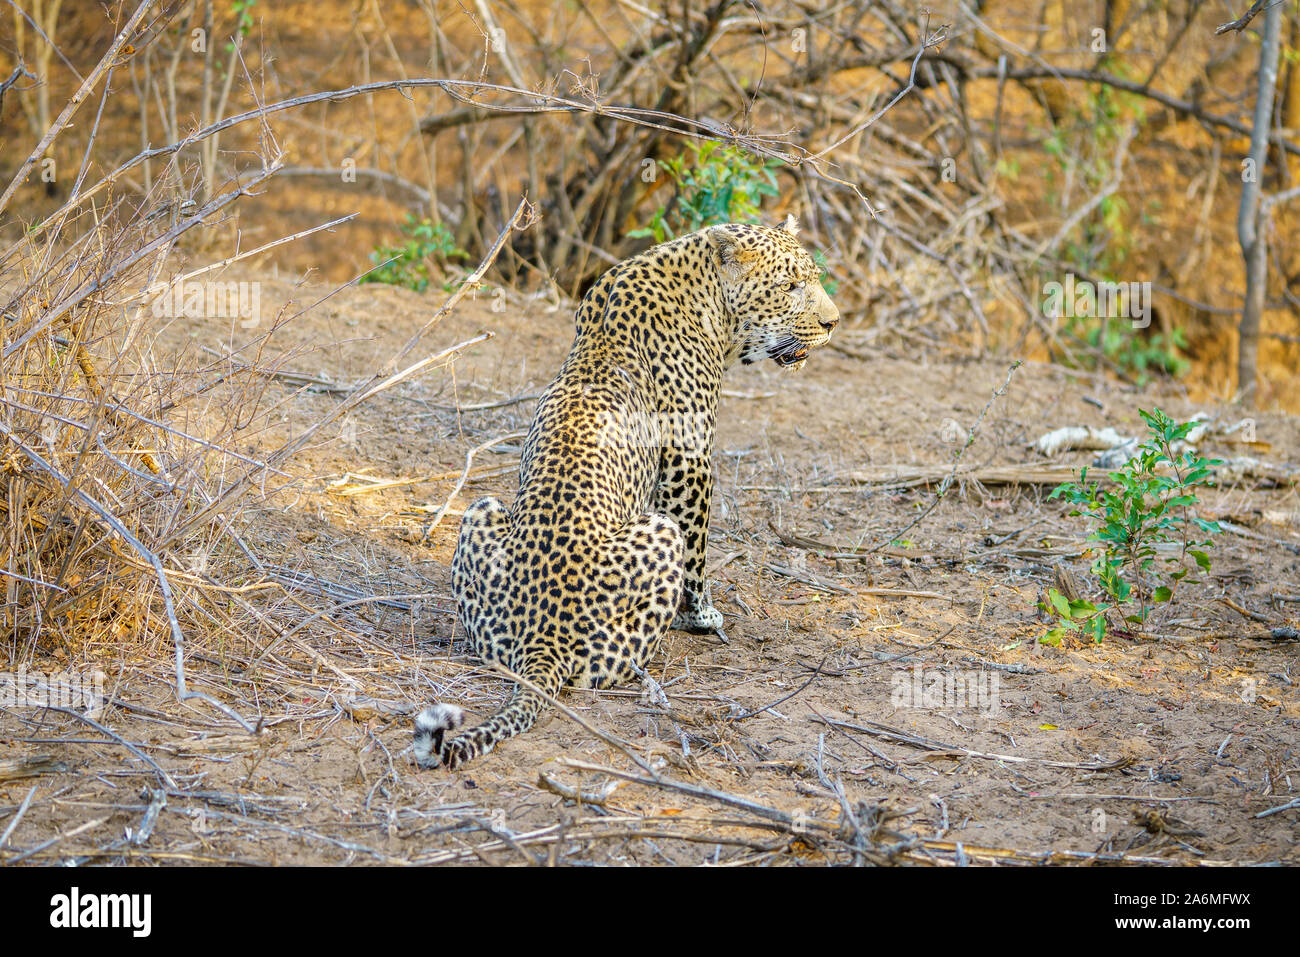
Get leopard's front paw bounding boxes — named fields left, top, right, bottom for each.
left=672, top=589, right=725, bottom=634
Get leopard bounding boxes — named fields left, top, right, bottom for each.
left=414, top=216, right=839, bottom=769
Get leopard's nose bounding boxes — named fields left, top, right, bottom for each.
left=819, top=310, right=839, bottom=331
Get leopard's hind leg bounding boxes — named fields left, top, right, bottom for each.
left=449, top=495, right=509, bottom=657
left=414, top=512, right=683, bottom=769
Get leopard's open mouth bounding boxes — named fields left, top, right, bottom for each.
left=774, top=346, right=809, bottom=367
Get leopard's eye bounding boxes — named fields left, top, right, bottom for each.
left=787, top=280, right=805, bottom=292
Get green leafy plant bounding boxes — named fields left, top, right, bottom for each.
left=1064, top=315, right=1190, bottom=384
left=629, top=141, right=780, bottom=243
left=225, top=0, right=257, bottom=54
left=360, top=215, right=467, bottom=292
left=232, top=0, right=256, bottom=32
left=631, top=142, right=838, bottom=294
left=1041, top=408, right=1221, bottom=646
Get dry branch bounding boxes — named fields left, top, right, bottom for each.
left=812, top=717, right=1132, bottom=773
left=845, top=459, right=1298, bottom=489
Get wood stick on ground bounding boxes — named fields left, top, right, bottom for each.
left=959, top=656, right=1041, bottom=675
left=812, top=716, right=1132, bottom=772
left=810, top=705, right=905, bottom=774
left=3, top=815, right=111, bottom=866
left=537, top=770, right=619, bottom=808
left=181, top=332, right=493, bottom=543
left=0, top=786, right=37, bottom=848
left=727, top=657, right=827, bottom=722
left=914, top=838, right=1231, bottom=866
left=1255, top=797, right=1300, bottom=818
left=0, top=754, right=64, bottom=783
left=330, top=461, right=519, bottom=497
left=47, top=707, right=179, bottom=789
left=1218, top=520, right=1300, bottom=554
left=1218, top=595, right=1277, bottom=625
left=861, top=587, right=951, bottom=600
left=553, top=757, right=838, bottom=833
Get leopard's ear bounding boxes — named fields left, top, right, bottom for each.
left=781, top=213, right=799, bottom=236
left=706, top=224, right=757, bottom=274
left=705, top=224, right=741, bottom=262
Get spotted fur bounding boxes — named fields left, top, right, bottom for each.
left=414, top=218, right=839, bottom=769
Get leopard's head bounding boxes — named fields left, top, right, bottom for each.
left=706, top=217, right=840, bottom=371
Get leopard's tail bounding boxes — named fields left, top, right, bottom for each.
left=414, top=667, right=564, bottom=771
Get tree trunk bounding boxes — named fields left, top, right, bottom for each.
left=1285, top=7, right=1300, bottom=185
left=1236, top=2, right=1283, bottom=408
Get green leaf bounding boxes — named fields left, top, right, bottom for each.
left=1047, top=588, right=1073, bottom=619
left=1153, top=586, right=1172, bottom=602
left=1089, top=616, right=1106, bottom=644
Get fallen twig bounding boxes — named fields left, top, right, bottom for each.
left=1255, top=797, right=1300, bottom=818
left=811, top=716, right=1131, bottom=772
left=419, top=431, right=529, bottom=539
left=728, top=658, right=827, bottom=722
left=553, top=757, right=837, bottom=832
left=0, top=786, right=37, bottom=848
left=0, top=754, right=65, bottom=783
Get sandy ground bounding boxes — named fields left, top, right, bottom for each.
left=2, top=274, right=1297, bottom=865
